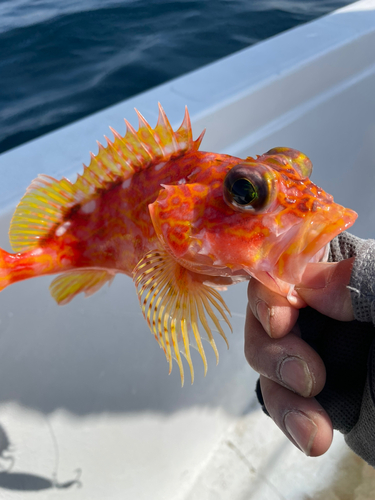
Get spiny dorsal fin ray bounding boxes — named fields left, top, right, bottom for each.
left=50, top=269, right=115, bottom=305
left=9, top=105, right=200, bottom=253
left=175, top=106, right=193, bottom=147
left=133, top=248, right=231, bottom=386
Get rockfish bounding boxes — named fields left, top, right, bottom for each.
left=0, top=105, right=357, bottom=384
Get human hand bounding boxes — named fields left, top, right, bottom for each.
left=244, top=258, right=355, bottom=457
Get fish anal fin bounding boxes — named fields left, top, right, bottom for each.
left=50, top=270, right=115, bottom=305
left=133, top=248, right=232, bottom=386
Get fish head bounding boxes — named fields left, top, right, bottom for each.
left=149, top=148, right=357, bottom=293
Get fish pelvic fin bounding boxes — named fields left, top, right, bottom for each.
left=50, top=270, right=115, bottom=305
left=133, top=248, right=232, bottom=386
left=9, top=105, right=202, bottom=254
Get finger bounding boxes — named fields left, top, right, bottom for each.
left=245, top=305, right=326, bottom=397
left=247, top=279, right=300, bottom=338
left=296, top=258, right=354, bottom=321
left=260, top=375, right=333, bottom=457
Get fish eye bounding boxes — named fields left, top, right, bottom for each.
left=230, top=178, right=257, bottom=205
left=223, top=164, right=271, bottom=212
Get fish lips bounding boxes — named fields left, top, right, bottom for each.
left=270, top=203, right=358, bottom=285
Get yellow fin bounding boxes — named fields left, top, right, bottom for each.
left=74, top=104, right=201, bottom=194
left=9, top=175, right=77, bottom=252
left=50, top=270, right=114, bottom=305
left=133, top=248, right=232, bottom=386
left=9, top=105, right=201, bottom=253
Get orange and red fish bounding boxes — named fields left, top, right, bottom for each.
left=0, top=105, right=357, bottom=384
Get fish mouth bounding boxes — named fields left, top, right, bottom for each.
left=310, top=243, right=330, bottom=264
left=274, top=205, right=358, bottom=284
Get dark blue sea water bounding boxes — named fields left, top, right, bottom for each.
left=0, top=0, right=355, bottom=154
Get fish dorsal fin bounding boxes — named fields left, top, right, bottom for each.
left=9, top=175, right=77, bottom=252
left=9, top=104, right=202, bottom=253
left=133, top=248, right=232, bottom=386
left=50, top=269, right=115, bottom=305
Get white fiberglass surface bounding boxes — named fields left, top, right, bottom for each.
left=0, top=1, right=374, bottom=498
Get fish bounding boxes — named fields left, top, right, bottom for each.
left=0, top=104, right=357, bottom=385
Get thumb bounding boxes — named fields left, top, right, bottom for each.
left=295, top=258, right=355, bottom=321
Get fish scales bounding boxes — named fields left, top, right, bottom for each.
left=0, top=105, right=357, bottom=385
left=40, top=151, right=238, bottom=275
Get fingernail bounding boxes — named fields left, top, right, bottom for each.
left=278, top=357, right=313, bottom=397
left=296, top=262, right=335, bottom=290
left=256, top=300, right=272, bottom=336
left=284, top=411, right=317, bottom=456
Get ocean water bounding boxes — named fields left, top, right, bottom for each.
left=0, top=0, right=355, bottom=154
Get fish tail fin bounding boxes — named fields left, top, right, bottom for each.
left=0, top=246, right=64, bottom=292
left=0, top=247, right=15, bottom=292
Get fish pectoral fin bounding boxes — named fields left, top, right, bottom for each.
left=50, top=270, right=115, bottom=305
left=133, top=249, right=232, bottom=387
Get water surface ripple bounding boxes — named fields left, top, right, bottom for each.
left=0, top=0, right=354, bottom=153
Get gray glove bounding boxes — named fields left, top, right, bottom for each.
left=327, top=233, right=375, bottom=465
left=257, top=232, right=375, bottom=466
